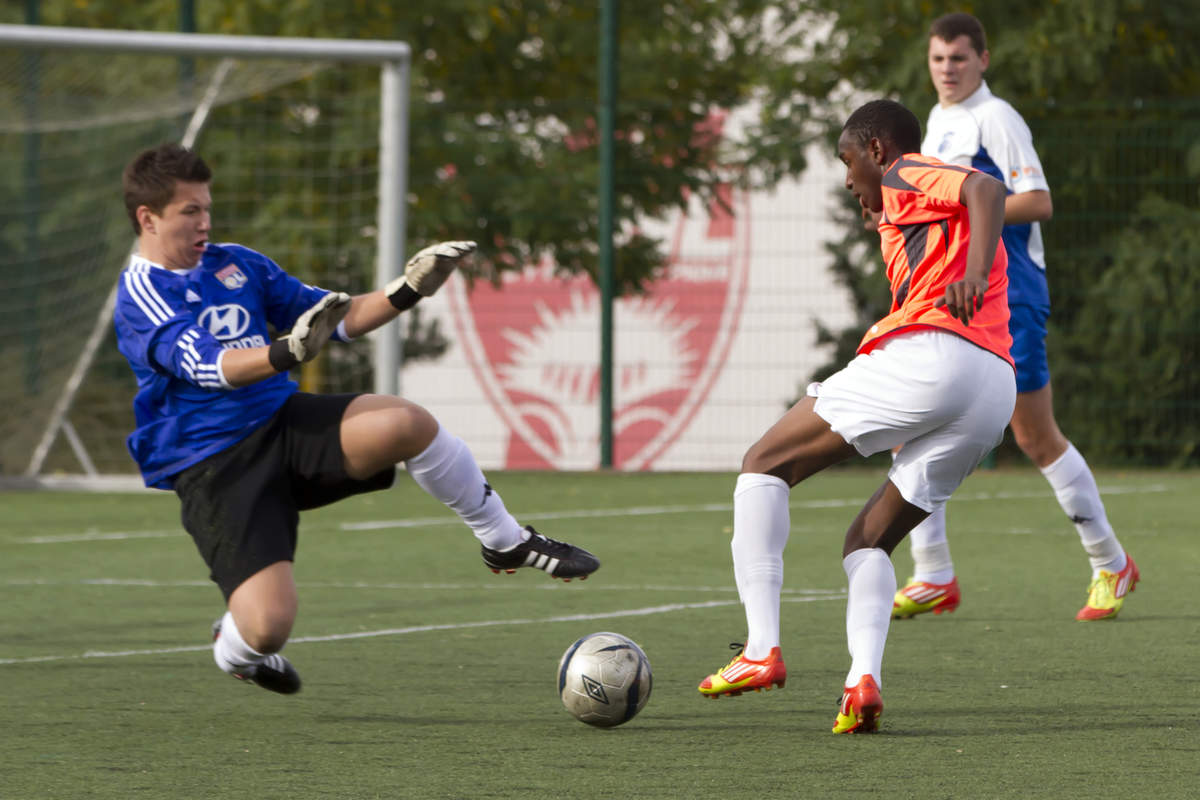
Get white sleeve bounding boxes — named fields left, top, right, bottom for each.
left=979, top=100, right=1050, bottom=195
left=213, top=349, right=236, bottom=390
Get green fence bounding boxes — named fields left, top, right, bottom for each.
left=1033, top=103, right=1200, bottom=466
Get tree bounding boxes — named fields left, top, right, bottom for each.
left=1055, top=195, right=1200, bottom=466
left=9, top=0, right=822, bottom=295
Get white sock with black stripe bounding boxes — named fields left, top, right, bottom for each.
left=213, top=611, right=266, bottom=675
left=1040, top=443, right=1126, bottom=576
left=405, top=424, right=526, bottom=551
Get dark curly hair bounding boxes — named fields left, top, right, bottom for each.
left=841, top=100, right=922, bottom=155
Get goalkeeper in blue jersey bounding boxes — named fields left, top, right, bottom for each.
left=114, top=143, right=599, bottom=695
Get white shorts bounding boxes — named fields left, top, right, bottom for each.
left=809, top=329, right=1016, bottom=512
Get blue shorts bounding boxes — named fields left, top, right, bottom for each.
left=1009, top=303, right=1051, bottom=393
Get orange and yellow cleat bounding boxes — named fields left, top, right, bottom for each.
left=1076, top=553, right=1139, bottom=621
left=832, top=674, right=883, bottom=734
left=698, top=644, right=786, bottom=698
left=892, top=576, right=961, bottom=619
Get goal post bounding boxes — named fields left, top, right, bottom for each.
left=0, top=23, right=410, bottom=485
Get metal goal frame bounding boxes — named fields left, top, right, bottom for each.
left=0, top=23, right=411, bottom=482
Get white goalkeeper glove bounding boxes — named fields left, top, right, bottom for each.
left=386, top=240, right=477, bottom=310
left=268, top=291, right=352, bottom=372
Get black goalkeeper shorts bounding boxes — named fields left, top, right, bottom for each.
left=174, top=392, right=396, bottom=600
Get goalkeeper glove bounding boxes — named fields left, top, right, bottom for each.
left=268, top=291, right=352, bottom=372
left=386, top=240, right=477, bottom=310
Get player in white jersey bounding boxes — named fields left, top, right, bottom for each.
left=114, top=144, right=599, bottom=695
left=893, top=12, right=1138, bottom=622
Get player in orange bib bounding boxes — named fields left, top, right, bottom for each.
left=697, top=99, right=1016, bottom=733
left=862, top=151, right=1012, bottom=364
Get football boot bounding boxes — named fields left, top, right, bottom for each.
left=698, top=643, right=786, bottom=697
left=1076, top=553, right=1139, bottom=621
left=892, top=576, right=961, bottom=619
left=481, top=526, right=600, bottom=581
left=832, top=674, right=883, bottom=734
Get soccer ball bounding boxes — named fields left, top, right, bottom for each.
left=557, top=632, right=652, bottom=728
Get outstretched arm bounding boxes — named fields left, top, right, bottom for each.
left=936, top=171, right=1006, bottom=326
left=220, top=292, right=352, bottom=386
left=340, top=241, right=477, bottom=339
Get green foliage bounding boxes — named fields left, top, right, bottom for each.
left=13, top=0, right=818, bottom=295
left=1053, top=195, right=1200, bottom=466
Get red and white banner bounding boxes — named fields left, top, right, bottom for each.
left=403, top=149, right=854, bottom=471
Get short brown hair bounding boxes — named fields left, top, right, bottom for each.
left=929, top=12, right=987, bottom=56
left=122, top=144, right=212, bottom=234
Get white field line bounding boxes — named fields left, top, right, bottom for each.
left=17, top=529, right=185, bottom=544
left=332, top=483, right=1171, bottom=531
left=0, top=578, right=837, bottom=595
left=11, top=483, right=1169, bottom=544
left=0, top=593, right=842, bottom=666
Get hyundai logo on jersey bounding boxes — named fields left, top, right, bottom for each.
left=199, top=304, right=252, bottom=340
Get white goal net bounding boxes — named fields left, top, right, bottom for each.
left=0, top=25, right=410, bottom=486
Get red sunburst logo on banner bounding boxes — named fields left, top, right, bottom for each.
left=446, top=186, right=750, bottom=469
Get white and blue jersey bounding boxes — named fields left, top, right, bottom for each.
left=922, top=81, right=1051, bottom=311
left=114, top=243, right=341, bottom=488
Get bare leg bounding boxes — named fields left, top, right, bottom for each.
left=226, top=561, right=297, bottom=654
left=339, top=394, right=439, bottom=478
left=1009, top=383, right=1068, bottom=467
left=741, top=397, right=859, bottom=484
left=843, top=481, right=930, bottom=558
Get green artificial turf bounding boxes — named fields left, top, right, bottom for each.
left=1, top=468, right=1196, bottom=799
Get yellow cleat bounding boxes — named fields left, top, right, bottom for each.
left=698, top=643, right=786, bottom=698
left=832, top=674, right=882, bottom=734
left=1076, top=553, right=1139, bottom=621
left=892, top=576, right=960, bottom=619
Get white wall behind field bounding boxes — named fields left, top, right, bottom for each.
left=400, top=144, right=855, bottom=471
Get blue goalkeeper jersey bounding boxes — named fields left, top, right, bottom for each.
left=114, top=243, right=338, bottom=489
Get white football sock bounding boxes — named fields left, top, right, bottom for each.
left=405, top=424, right=525, bottom=551
left=1040, top=443, right=1125, bottom=575
left=212, top=611, right=267, bottom=675
left=907, top=505, right=955, bottom=585
left=731, top=473, right=790, bottom=661
left=843, top=548, right=895, bottom=689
